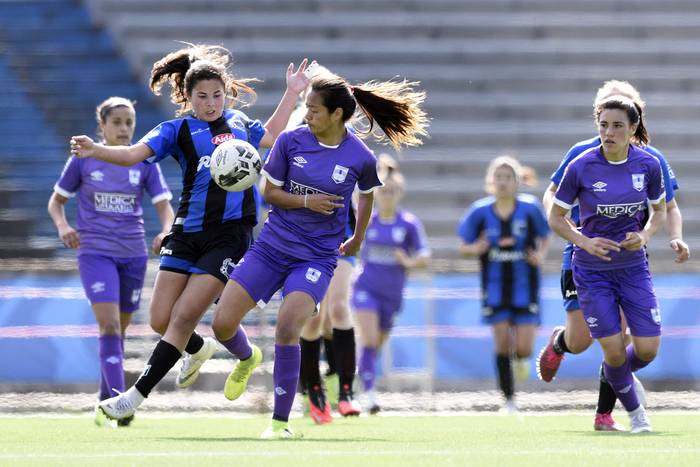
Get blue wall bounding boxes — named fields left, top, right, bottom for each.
left=0, top=273, right=698, bottom=384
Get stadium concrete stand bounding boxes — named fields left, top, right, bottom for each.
left=1, top=0, right=698, bottom=272
left=0, top=0, right=169, bottom=254
left=85, top=0, right=700, bottom=273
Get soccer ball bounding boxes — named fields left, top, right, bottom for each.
left=210, top=139, right=262, bottom=192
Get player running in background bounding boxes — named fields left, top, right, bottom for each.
left=458, top=156, right=551, bottom=412
left=48, top=97, right=174, bottom=426
left=353, top=157, right=431, bottom=414
left=550, top=96, right=666, bottom=433
left=537, top=80, right=689, bottom=431
left=212, top=71, right=427, bottom=439
left=69, top=44, right=310, bottom=421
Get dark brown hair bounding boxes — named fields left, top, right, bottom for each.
left=149, top=44, right=257, bottom=115
left=95, top=96, right=135, bottom=138
left=594, top=96, right=650, bottom=146
left=310, top=75, right=428, bottom=150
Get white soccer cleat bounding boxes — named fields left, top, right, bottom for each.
left=629, top=405, right=653, bottom=433
left=98, top=391, right=137, bottom=421
left=632, top=373, right=647, bottom=409
left=176, top=337, right=219, bottom=388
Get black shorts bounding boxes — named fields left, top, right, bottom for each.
left=159, top=222, right=253, bottom=284
left=560, top=268, right=580, bottom=311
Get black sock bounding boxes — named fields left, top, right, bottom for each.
left=300, top=337, right=322, bottom=390
left=323, top=337, right=337, bottom=375
left=184, top=331, right=204, bottom=355
left=134, top=339, right=182, bottom=397
left=552, top=329, right=570, bottom=355
left=332, top=328, right=356, bottom=395
left=496, top=354, right=514, bottom=400
left=596, top=365, right=617, bottom=414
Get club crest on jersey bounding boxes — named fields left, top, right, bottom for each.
left=632, top=173, right=645, bottom=191
left=305, top=267, right=322, bottom=283
left=129, top=169, right=141, bottom=186
left=392, top=226, right=406, bottom=243
left=212, top=133, right=234, bottom=145
left=332, top=164, right=349, bottom=184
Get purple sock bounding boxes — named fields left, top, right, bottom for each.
left=99, top=335, right=124, bottom=398
left=359, top=347, right=377, bottom=392
left=272, top=344, right=300, bottom=422
left=603, top=359, right=639, bottom=412
left=627, top=345, right=651, bottom=372
left=218, top=326, right=253, bottom=360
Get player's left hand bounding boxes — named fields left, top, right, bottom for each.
left=527, top=248, right=545, bottom=266
left=151, top=231, right=168, bottom=256
left=670, top=238, right=690, bottom=263
left=394, top=249, right=413, bottom=268
left=339, top=235, right=363, bottom=257
left=286, top=58, right=311, bottom=95
left=620, top=231, right=647, bottom=251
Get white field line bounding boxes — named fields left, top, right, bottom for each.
left=2, top=448, right=700, bottom=460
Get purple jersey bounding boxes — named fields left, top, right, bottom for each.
left=54, top=156, right=172, bottom=257
left=554, top=145, right=664, bottom=270
left=354, top=210, right=430, bottom=297
left=260, top=126, right=382, bottom=260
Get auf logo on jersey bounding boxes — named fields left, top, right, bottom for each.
left=212, top=133, right=234, bottom=145
left=596, top=201, right=646, bottom=219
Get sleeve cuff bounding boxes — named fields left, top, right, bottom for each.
left=650, top=192, right=666, bottom=205
left=151, top=192, right=173, bottom=204
left=261, top=169, right=285, bottom=186
left=552, top=197, right=573, bottom=210
left=53, top=184, right=76, bottom=198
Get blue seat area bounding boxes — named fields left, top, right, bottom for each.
left=0, top=1, right=171, bottom=250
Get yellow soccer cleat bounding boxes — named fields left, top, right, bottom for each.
left=224, top=344, right=262, bottom=401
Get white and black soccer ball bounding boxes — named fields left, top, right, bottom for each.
left=210, top=139, right=262, bottom=192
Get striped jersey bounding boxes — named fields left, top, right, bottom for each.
left=458, top=194, right=550, bottom=310
left=140, top=109, right=265, bottom=232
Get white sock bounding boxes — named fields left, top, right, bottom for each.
left=126, top=386, right=145, bottom=408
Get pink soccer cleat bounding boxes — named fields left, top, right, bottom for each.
left=536, top=326, right=566, bottom=382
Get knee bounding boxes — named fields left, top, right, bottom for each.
left=635, top=347, right=658, bottom=363
left=150, top=317, right=167, bottom=336
left=606, top=348, right=627, bottom=367
left=212, top=310, right=237, bottom=341
left=329, top=302, right=351, bottom=326
left=169, top=310, right=199, bottom=335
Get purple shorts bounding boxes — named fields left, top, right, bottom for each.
left=229, top=241, right=337, bottom=307
left=352, top=287, right=402, bottom=331
left=78, top=254, right=148, bottom=313
left=573, top=262, right=661, bottom=338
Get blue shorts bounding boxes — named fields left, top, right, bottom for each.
left=352, top=286, right=402, bottom=331
left=78, top=254, right=147, bottom=313
left=229, top=241, right=337, bottom=307
left=573, top=262, right=661, bottom=339
left=560, top=268, right=580, bottom=311
left=482, top=305, right=541, bottom=326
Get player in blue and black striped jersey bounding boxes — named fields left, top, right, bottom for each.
left=70, top=44, right=312, bottom=420
left=458, top=156, right=551, bottom=412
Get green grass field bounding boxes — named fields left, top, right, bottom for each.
left=1, top=414, right=699, bottom=466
